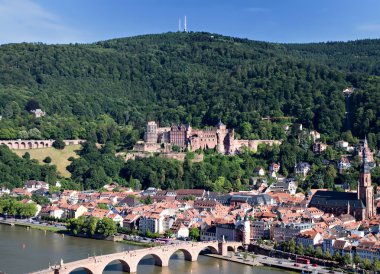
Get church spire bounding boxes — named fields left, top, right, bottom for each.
left=361, top=143, right=371, bottom=174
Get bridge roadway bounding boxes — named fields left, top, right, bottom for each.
left=31, top=241, right=243, bottom=274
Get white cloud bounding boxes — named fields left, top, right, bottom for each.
left=246, top=7, right=270, bottom=13
left=356, top=23, right=380, bottom=32
left=0, top=0, right=83, bottom=44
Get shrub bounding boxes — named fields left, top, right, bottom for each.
left=43, top=156, right=52, bottom=164
left=53, top=139, right=65, bottom=150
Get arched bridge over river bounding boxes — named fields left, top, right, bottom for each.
left=31, top=241, right=243, bottom=274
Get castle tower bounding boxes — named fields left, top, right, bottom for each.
left=216, top=120, right=227, bottom=154
left=357, top=146, right=375, bottom=219
left=144, top=121, right=158, bottom=143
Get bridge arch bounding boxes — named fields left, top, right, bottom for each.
left=20, top=142, right=26, bottom=149
left=236, top=246, right=245, bottom=251
left=102, top=259, right=130, bottom=273
left=227, top=246, right=235, bottom=252
left=68, top=267, right=94, bottom=274
left=202, top=245, right=219, bottom=254
left=137, top=253, right=164, bottom=267
left=226, top=244, right=245, bottom=253
left=169, top=248, right=194, bottom=262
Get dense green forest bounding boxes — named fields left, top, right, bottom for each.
left=0, top=146, right=58, bottom=188
left=0, top=32, right=379, bottom=147
left=1, top=32, right=380, bottom=191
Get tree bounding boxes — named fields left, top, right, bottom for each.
left=28, top=128, right=42, bottom=139
left=31, top=194, right=50, bottom=205
left=353, top=254, right=362, bottom=265
left=325, top=250, right=332, bottom=260
left=96, top=217, right=116, bottom=237
left=18, top=203, right=37, bottom=218
left=164, top=229, right=174, bottom=238
left=87, top=217, right=98, bottom=237
left=306, top=245, right=314, bottom=256
left=288, top=238, right=296, bottom=254
left=18, top=130, right=29, bottom=139
left=183, top=195, right=195, bottom=201
left=53, top=139, right=66, bottom=150
left=23, top=152, right=31, bottom=160
left=97, top=203, right=109, bottom=210
left=362, top=258, right=371, bottom=270
left=296, top=243, right=304, bottom=255
left=143, top=196, right=153, bottom=205
left=43, top=156, right=52, bottom=164
left=315, top=246, right=323, bottom=258
left=172, top=145, right=180, bottom=152
left=342, top=253, right=352, bottom=266
left=333, top=252, right=342, bottom=263
left=189, top=227, right=200, bottom=241
left=67, top=217, right=86, bottom=235
left=146, top=229, right=160, bottom=238
left=373, top=259, right=380, bottom=272
left=25, top=99, right=40, bottom=111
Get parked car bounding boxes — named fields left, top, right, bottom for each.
left=312, top=264, right=318, bottom=267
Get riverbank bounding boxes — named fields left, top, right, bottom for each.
left=0, top=219, right=160, bottom=249
left=205, top=253, right=342, bottom=274
left=204, top=253, right=262, bottom=266
left=0, top=219, right=67, bottom=233
left=121, top=239, right=157, bottom=247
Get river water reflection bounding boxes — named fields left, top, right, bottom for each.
left=0, top=225, right=287, bottom=274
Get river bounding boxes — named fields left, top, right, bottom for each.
left=0, top=225, right=287, bottom=274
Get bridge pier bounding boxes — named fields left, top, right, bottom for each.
left=219, top=242, right=228, bottom=256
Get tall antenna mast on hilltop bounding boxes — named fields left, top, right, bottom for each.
left=184, top=15, right=187, bottom=32
left=178, top=18, right=182, bottom=32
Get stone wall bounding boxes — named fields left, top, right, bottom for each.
left=0, top=139, right=85, bottom=150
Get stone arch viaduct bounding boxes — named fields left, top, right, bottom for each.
left=0, top=139, right=84, bottom=150
left=31, top=241, right=243, bottom=274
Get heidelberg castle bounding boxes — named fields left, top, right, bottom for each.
left=134, top=121, right=281, bottom=155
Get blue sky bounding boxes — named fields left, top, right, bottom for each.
left=1, top=0, right=380, bottom=44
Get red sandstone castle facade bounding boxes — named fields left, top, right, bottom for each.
left=137, top=121, right=281, bottom=155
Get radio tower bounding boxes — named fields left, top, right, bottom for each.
left=184, top=15, right=187, bottom=32
left=178, top=18, right=182, bottom=32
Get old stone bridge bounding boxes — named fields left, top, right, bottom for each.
left=0, top=139, right=84, bottom=150
left=31, top=241, right=243, bottom=274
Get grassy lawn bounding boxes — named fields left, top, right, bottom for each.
left=14, top=145, right=81, bottom=178
left=14, top=222, right=67, bottom=233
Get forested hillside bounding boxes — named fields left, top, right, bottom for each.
left=0, top=32, right=379, bottom=147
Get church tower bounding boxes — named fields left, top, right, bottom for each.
left=357, top=138, right=375, bottom=219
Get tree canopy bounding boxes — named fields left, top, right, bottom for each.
left=0, top=32, right=379, bottom=146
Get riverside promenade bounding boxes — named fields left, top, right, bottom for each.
left=205, top=253, right=344, bottom=273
